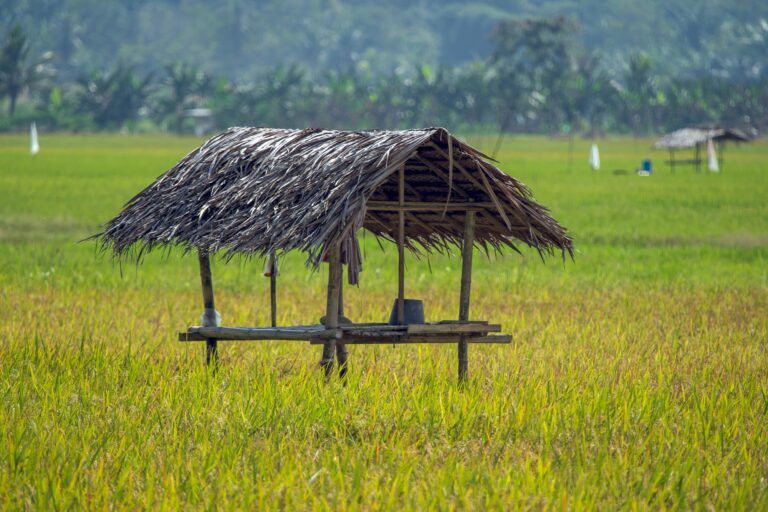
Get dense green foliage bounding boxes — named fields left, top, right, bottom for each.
left=1, top=2, right=767, bottom=134
left=0, top=134, right=767, bottom=508
left=0, top=24, right=53, bottom=116
left=4, top=0, right=768, bottom=80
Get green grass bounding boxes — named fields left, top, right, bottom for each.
left=0, top=133, right=767, bottom=509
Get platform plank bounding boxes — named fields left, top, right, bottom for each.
left=179, top=322, right=506, bottom=344
left=406, top=323, right=500, bottom=335
left=310, top=334, right=512, bottom=345
left=180, top=325, right=341, bottom=342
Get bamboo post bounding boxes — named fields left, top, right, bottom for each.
left=269, top=253, right=277, bottom=328
left=669, top=149, right=675, bottom=173
left=198, top=250, right=218, bottom=367
left=718, top=140, right=724, bottom=171
left=397, top=165, right=405, bottom=324
left=321, top=244, right=342, bottom=378
left=458, top=211, right=476, bottom=383
left=694, top=143, right=701, bottom=172
left=336, top=263, right=349, bottom=378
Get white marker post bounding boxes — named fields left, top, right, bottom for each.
left=589, top=143, right=600, bottom=171
left=707, top=138, right=719, bottom=172
left=30, top=122, right=39, bottom=156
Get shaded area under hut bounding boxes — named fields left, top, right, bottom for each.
left=96, top=127, right=572, bottom=381
left=653, top=124, right=751, bottom=172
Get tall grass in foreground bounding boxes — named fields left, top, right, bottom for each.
left=0, top=134, right=767, bottom=509
left=1, top=286, right=766, bottom=509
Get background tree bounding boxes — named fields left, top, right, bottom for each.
left=74, top=64, right=152, bottom=129
left=622, top=53, right=658, bottom=135
left=1, top=5, right=767, bottom=135
left=568, top=51, right=620, bottom=135
left=155, top=63, right=211, bottom=133
left=210, top=64, right=308, bottom=129
left=0, top=25, right=54, bottom=116
left=488, top=16, right=577, bottom=152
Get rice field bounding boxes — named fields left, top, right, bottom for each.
left=0, top=133, right=766, bottom=509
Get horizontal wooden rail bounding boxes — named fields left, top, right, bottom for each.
left=180, top=325, right=341, bottom=342
left=407, top=323, right=500, bottom=335
left=366, top=201, right=494, bottom=212
left=310, top=334, right=512, bottom=345
left=664, top=159, right=701, bottom=165
left=179, top=321, right=505, bottom=343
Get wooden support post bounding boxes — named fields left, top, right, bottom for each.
left=397, top=165, right=405, bottom=324
left=458, top=211, right=476, bottom=383
left=321, top=244, right=342, bottom=378
left=336, top=263, right=349, bottom=379
left=718, top=140, right=724, bottom=171
left=198, top=250, right=218, bottom=367
left=694, top=143, right=701, bottom=172
left=269, top=253, right=277, bottom=328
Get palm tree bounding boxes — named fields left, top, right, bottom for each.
left=569, top=52, right=619, bottom=136
left=158, top=63, right=211, bottom=133
left=75, top=64, right=152, bottom=129
left=0, top=25, right=54, bottom=116
left=623, top=53, right=657, bottom=135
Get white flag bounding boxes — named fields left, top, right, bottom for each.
left=589, top=143, right=600, bottom=170
left=707, top=138, right=719, bottom=172
left=30, top=122, right=40, bottom=156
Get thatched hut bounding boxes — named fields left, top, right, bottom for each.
left=97, top=127, right=572, bottom=381
left=654, top=124, right=750, bottom=172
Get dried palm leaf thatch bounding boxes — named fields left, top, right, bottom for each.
left=95, top=127, right=573, bottom=270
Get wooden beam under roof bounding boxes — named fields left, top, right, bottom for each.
left=367, top=201, right=495, bottom=211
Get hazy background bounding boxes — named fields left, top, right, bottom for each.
left=6, top=0, right=768, bottom=80
left=2, top=0, right=767, bottom=133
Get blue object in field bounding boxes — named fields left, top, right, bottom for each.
left=642, top=159, right=652, bottom=172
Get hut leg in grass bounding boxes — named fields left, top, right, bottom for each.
left=458, top=211, right=476, bottom=383
left=718, top=140, right=724, bottom=171
left=397, top=165, right=405, bottom=324
left=269, top=253, right=277, bottom=328
left=321, top=244, right=342, bottom=378
left=694, top=143, right=701, bottom=172
left=198, top=251, right=218, bottom=367
left=336, top=264, right=349, bottom=379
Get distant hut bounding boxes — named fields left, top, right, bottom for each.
left=183, top=108, right=214, bottom=137
left=654, top=124, right=750, bottom=172
left=97, top=127, right=572, bottom=381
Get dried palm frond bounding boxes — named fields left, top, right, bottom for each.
left=95, top=127, right=573, bottom=271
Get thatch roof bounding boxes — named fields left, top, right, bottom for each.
left=97, top=127, right=572, bottom=271
left=654, top=125, right=750, bottom=149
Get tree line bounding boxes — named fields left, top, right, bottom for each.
left=1, top=19, right=765, bottom=136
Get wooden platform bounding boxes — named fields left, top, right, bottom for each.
left=178, top=321, right=511, bottom=345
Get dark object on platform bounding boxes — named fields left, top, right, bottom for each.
left=388, top=299, right=425, bottom=325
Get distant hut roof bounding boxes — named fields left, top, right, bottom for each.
left=97, top=127, right=572, bottom=268
left=654, top=125, right=750, bottom=149
left=184, top=108, right=213, bottom=118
